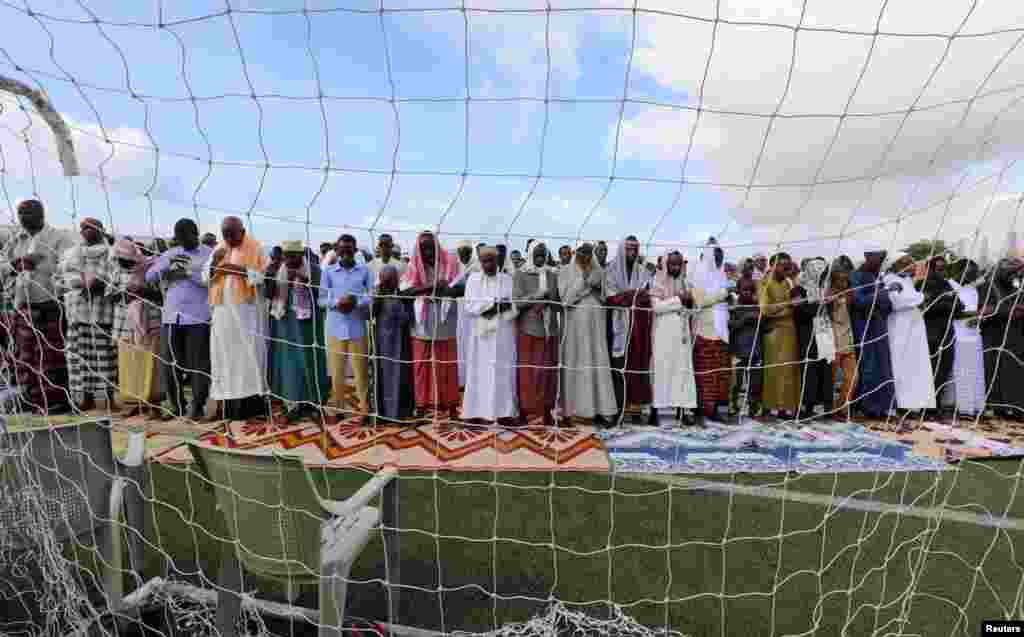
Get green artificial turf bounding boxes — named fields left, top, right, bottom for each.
left=138, top=458, right=1024, bottom=637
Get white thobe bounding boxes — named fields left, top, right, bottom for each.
left=461, top=271, right=518, bottom=420
left=208, top=270, right=268, bottom=401
left=652, top=296, right=697, bottom=409
left=944, top=282, right=986, bottom=414
left=884, top=274, right=936, bottom=410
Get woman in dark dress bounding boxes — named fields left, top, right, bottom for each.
left=372, top=265, right=415, bottom=423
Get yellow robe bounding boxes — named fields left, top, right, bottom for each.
left=758, top=277, right=800, bottom=412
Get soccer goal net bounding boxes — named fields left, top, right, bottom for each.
left=2, top=1, right=1024, bottom=636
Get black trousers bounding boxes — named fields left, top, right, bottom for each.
left=161, top=323, right=211, bottom=415
left=930, top=337, right=956, bottom=401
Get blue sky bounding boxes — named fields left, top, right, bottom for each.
left=2, top=0, right=1024, bottom=263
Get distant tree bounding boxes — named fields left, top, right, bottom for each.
left=905, top=239, right=953, bottom=263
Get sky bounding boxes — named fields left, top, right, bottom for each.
left=2, top=0, right=1024, bottom=264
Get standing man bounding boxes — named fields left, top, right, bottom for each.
left=920, top=254, right=962, bottom=412
left=751, top=254, right=768, bottom=282
left=401, top=231, right=464, bottom=421
left=691, top=239, right=732, bottom=422
left=945, top=261, right=986, bottom=417
left=595, top=242, right=609, bottom=269
left=793, top=258, right=834, bottom=418
left=268, top=245, right=283, bottom=271
left=510, top=249, right=525, bottom=272
left=557, top=245, right=573, bottom=269
left=828, top=264, right=858, bottom=418
left=372, top=266, right=415, bottom=423
left=650, top=251, right=697, bottom=426
left=462, top=247, right=518, bottom=423
left=367, top=233, right=405, bottom=280
left=2, top=200, right=75, bottom=414
left=266, top=240, right=328, bottom=423
left=513, top=242, right=560, bottom=427
left=729, top=276, right=763, bottom=419
left=61, top=217, right=117, bottom=412
left=848, top=246, right=897, bottom=420
left=456, top=240, right=478, bottom=273
left=885, top=253, right=936, bottom=417
left=148, top=218, right=213, bottom=420
left=204, top=216, right=268, bottom=422
left=558, top=243, right=617, bottom=426
left=980, top=258, right=1024, bottom=421
left=605, top=235, right=654, bottom=423
left=758, top=253, right=800, bottom=420
left=320, top=234, right=373, bottom=425
left=110, top=238, right=164, bottom=419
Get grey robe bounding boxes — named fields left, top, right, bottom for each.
left=558, top=263, right=617, bottom=419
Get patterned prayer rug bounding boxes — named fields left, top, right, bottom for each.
left=151, top=420, right=609, bottom=472
left=875, top=421, right=1024, bottom=463
left=601, top=419, right=949, bottom=474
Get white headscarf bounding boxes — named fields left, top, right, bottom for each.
left=692, top=240, right=730, bottom=341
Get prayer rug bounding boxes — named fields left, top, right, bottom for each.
left=151, top=421, right=609, bottom=472
left=601, top=419, right=948, bottom=474
left=876, top=421, right=1024, bottom=463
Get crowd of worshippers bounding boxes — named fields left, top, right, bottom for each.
left=2, top=198, right=1023, bottom=429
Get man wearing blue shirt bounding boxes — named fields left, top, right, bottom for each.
left=146, top=218, right=213, bottom=420
left=319, top=234, right=372, bottom=424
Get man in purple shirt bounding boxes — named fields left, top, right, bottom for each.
left=146, top=218, right=213, bottom=421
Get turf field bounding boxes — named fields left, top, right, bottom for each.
left=140, top=457, right=1024, bottom=637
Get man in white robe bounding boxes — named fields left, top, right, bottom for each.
left=650, top=251, right=697, bottom=425
left=461, top=246, right=518, bottom=422
left=204, top=216, right=269, bottom=421
left=884, top=253, right=936, bottom=413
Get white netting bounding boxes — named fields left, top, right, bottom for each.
left=2, top=2, right=1024, bottom=637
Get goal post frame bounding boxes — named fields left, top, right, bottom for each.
left=0, top=74, right=79, bottom=178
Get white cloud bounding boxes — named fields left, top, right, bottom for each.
left=0, top=97, right=184, bottom=202
left=611, top=0, right=1024, bottom=258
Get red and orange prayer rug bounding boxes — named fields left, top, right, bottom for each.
left=151, top=420, right=610, bottom=472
